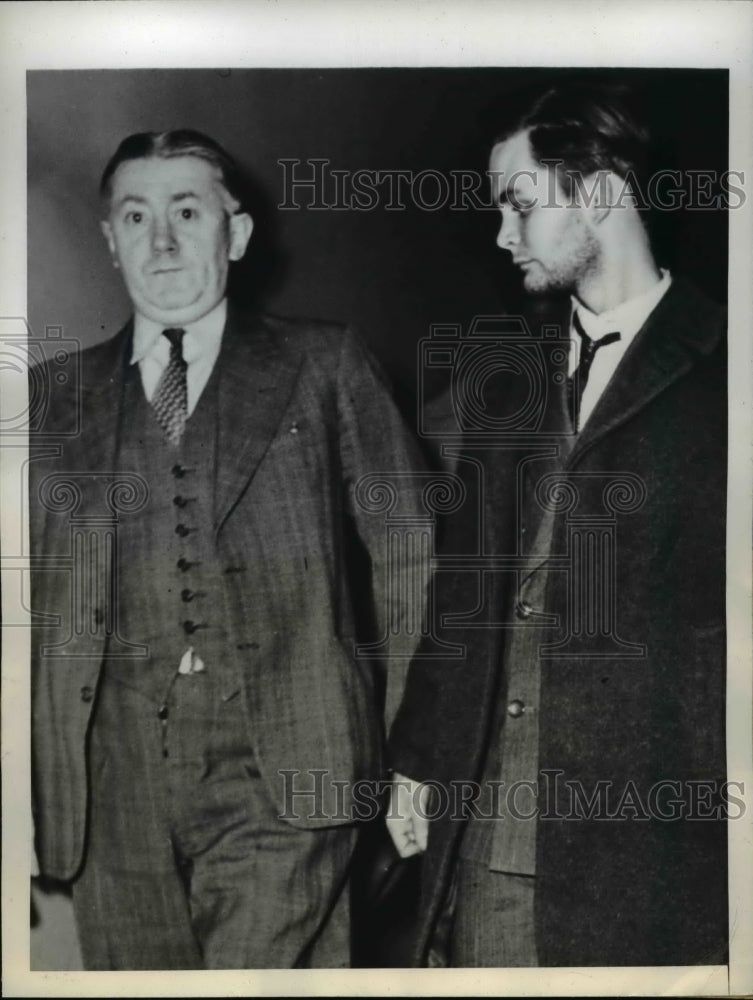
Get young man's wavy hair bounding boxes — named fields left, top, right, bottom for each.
left=495, top=79, right=651, bottom=208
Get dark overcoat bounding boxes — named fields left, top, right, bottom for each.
left=390, top=277, right=728, bottom=966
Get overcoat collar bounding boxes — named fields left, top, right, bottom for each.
left=568, top=276, right=723, bottom=467
left=483, top=277, right=723, bottom=556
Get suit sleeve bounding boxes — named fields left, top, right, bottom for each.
left=386, top=440, right=501, bottom=786
left=334, top=329, right=433, bottom=731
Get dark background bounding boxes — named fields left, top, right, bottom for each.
left=28, top=68, right=728, bottom=420
left=27, top=67, right=729, bottom=968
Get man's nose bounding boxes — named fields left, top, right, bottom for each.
left=152, top=216, right=177, bottom=253
left=496, top=209, right=519, bottom=251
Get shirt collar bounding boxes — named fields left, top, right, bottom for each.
left=571, top=269, right=672, bottom=341
left=130, top=298, right=228, bottom=365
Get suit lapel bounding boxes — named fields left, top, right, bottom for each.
left=568, top=277, right=723, bottom=467
left=71, top=322, right=133, bottom=474
left=214, top=306, right=303, bottom=533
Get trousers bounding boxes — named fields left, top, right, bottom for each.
left=71, top=666, right=356, bottom=969
left=449, top=858, right=539, bottom=967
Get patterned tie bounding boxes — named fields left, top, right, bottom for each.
left=152, top=327, right=188, bottom=446
left=567, top=312, right=621, bottom=431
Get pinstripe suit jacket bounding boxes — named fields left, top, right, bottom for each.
left=30, top=304, right=428, bottom=880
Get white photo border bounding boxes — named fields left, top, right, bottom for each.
left=2, top=1, right=751, bottom=996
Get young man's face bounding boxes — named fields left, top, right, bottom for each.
left=489, top=130, right=598, bottom=297
left=101, top=155, right=252, bottom=326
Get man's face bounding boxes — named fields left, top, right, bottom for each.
left=101, top=155, right=253, bottom=326
left=489, top=130, right=598, bottom=296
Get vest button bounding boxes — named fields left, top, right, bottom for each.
left=507, top=699, right=525, bottom=718
left=171, top=464, right=186, bottom=478
left=183, top=620, right=197, bottom=634
left=515, top=600, right=534, bottom=620
left=157, top=704, right=169, bottom=721
left=80, top=686, right=94, bottom=703
left=173, top=496, right=187, bottom=508
left=175, top=524, right=191, bottom=537
left=177, top=558, right=192, bottom=572
left=181, top=589, right=195, bottom=602
left=237, top=641, right=260, bottom=650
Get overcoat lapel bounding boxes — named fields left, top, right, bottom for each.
left=214, top=307, right=303, bottom=534
left=568, top=278, right=723, bottom=468
left=517, top=309, right=575, bottom=549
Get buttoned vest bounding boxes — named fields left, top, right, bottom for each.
left=101, top=362, right=241, bottom=704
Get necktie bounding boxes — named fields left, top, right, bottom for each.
left=567, top=312, right=621, bottom=431
left=152, top=327, right=188, bottom=446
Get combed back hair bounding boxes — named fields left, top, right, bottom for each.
left=495, top=80, right=651, bottom=199
left=99, top=129, right=247, bottom=213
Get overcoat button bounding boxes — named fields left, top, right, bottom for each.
left=181, top=589, right=195, bottom=602
left=171, top=464, right=186, bottom=478
left=175, top=524, right=191, bottom=537
left=507, top=699, right=525, bottom=718
left=515, top=600, right=534, bottom=620
left=183, top=620, right=197, bottom=634
left=80, top=686, right=94, bottom=703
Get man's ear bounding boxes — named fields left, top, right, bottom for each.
left=100, top=220, right=119, bottom=267
left=580, top=171, right=625, bottom=226
left=228, top=212, right=253, bottom=261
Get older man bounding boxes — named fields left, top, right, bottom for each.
left=30, top=130, right=427, bottom=969
left=388, top=81, right=728, bottom=967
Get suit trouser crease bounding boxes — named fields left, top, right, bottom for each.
left=72, top=665, right=355, bottom=969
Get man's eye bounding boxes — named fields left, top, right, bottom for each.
left=180, top=207, right=195, bottom=220
left=126, top=211, right=143, bottom=224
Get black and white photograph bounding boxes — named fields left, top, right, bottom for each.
left=2, top=2, right=752, bottom=996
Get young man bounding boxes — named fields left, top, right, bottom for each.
left=388, top=81, right=728, bottom=967
left=30, top=129, right=427, bottom=969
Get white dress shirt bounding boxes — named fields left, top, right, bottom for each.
left=569, top=269, right=672, bottom=429
left=130, top=298, right=227, bottom=416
